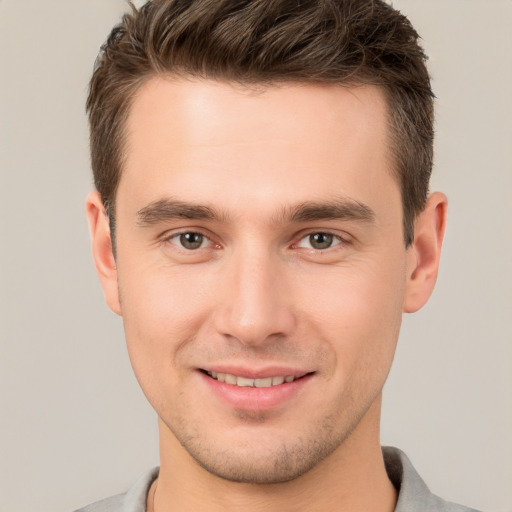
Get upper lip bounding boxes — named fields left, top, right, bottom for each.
left=199, top=365, right=312, bottom=379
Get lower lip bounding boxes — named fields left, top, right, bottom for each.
left=199, top=372, right=313, bottom=412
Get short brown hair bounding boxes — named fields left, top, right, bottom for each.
left=87, top=0, right=434, bottom=246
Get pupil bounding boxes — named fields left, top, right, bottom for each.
left=180, top=233, right=203, bottom=249
left=310, top=233, right=333, bottom=249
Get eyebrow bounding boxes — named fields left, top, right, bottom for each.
left=136, top=197, right=376, bottom=226
left=285, top=199, right=376, bottom=224
left=137, top=199, right=223, bottom=226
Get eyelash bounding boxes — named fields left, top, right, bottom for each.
left=165, top=230, right=217, bottom=251
left=294, top=232, right=346, bottom=251
left=163, top=230, right=349, bottom=252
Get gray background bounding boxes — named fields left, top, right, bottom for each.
left=0, top=1, right=511, bottom=511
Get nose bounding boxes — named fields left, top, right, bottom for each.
left=213, top=249, right=296, bottom=347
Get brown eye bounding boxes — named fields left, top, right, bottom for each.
left=309, top=233, right=334, bottom=250
left=178, top=232, right=205, bottom=250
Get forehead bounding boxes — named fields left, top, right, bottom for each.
left=120, top=77, right=396, bottom=220
left=125, top=77, right=390, bottom=154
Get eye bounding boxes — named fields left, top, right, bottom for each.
left=169, top=232, right=210, bottom=250
left=296, top=232, right=342, bottom=250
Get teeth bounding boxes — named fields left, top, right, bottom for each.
left=207, top=371, right=300, bottom=387
left=237, top=376, right=254, bottom=387
left=225, top=373, right=237, bottom=385
left=255, top=377, right=272, bottom=388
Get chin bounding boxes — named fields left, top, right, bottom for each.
left=173, top=422, right=350, bottom=484
left=190, top=449, right=323, bottom=484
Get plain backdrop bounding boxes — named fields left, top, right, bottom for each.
left=1, top=1, right=511, bottom=511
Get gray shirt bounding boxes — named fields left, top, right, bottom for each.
left=74, top=447, right=483, bottom=512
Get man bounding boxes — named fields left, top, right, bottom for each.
left=78, top=0, right=481, bottom=511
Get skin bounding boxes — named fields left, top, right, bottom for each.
left=87, top=77, right=447, bottom=512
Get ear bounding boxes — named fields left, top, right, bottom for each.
left=403, top=192, right=448, bottom=313
left=86, top=191, right=122, bottom=315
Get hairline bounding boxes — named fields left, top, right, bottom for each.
left=105, top=73, right=413, bottom=251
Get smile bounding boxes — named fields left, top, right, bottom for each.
left=205, top=371, right=305, bottom=388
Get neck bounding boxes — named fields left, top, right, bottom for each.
left=151, top=398, right=396, bottom=512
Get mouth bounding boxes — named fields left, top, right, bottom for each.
left=199, top=368, right=314, bottom=411
left=202, top=370, right=308, bottom=388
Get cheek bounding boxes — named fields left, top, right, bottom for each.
left=120, top=260, right=216, bottom=329
left=117, top=262, right=218, bottom=390
left=295, top=258, right=406, bottom=377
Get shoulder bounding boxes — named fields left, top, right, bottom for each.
left=383, top=447, right=484, bottom=512
left=72, top=467, right=159, bottom=512
left=73, top=493, right=124, bottom=512
left=427, top=493, right=484, bottom=512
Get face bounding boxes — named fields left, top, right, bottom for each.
left=91, top=78, right=434, bottom=483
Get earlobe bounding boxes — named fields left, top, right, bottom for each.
left=86, top=191, right=122, bottom=315
left=403, top=192, right=448, bottom=313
